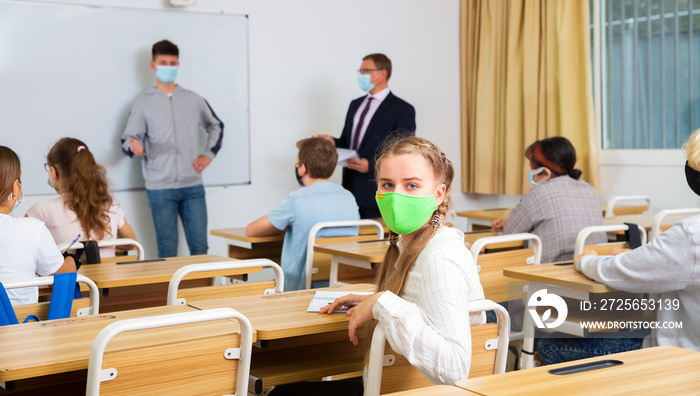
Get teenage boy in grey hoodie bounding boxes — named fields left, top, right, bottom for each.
left=121, top=40, right=223, bottom=258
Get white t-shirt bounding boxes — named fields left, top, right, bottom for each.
left=26, top=198, right=126, bottom=258
left=0, top=214, right=64, bottom=305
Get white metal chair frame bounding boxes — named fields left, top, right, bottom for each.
left=166, top=259, right=284, bottom=306
left=469, top=233, right=542, bottom=270
left=604, top=195, right=651, bottom=218
left=649, top=208, right=700, bottom=240
left=85, top=307, right=253, bottom=396
left=2, top=274, right=99, bottom=316
left=573, top=224, right=647, bottom=258
left=364, top=299, right=510, bottom=396
left=469, top=233, right=541, bottom=342
left=57, top=238, right=145, bottom=261
left=305, top=220, right=384, bottom=289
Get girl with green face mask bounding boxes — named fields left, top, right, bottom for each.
left=320, top=137, right=485, bottom=389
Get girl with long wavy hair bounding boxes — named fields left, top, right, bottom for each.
left=27, top=138, right=137, bottom=258
left=321, top=136, right=485, bottom=389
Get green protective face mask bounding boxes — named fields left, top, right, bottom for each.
left=375, top=190, right=439, bottom=235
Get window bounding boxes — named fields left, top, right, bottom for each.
left=594, top=0, right=700, bottom=149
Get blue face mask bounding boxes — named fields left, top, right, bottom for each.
left=8, top=183, right=23, bottom=212
left=156, top=65, right=178, bottom=84
left=528, top=167, right=546, bottom=186
left=358, top=74, right=375, bottom=92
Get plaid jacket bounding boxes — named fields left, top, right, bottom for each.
left=505, top=176, right=605, bottom=263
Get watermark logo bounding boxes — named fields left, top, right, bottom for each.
left=528, top=289, right=568, bottom=329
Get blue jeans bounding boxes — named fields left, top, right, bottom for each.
left=538, top=331, right=647, bottom=365
left=147, top=185, right=208, bottom=258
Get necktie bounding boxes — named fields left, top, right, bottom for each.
left=351, top=97, right=374, bottom=151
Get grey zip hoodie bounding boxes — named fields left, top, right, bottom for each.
left=121, top=85, right=223, bottom=190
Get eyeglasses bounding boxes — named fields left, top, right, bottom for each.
left=44, top=163, right=50, bottom=172
left=357, top=68, right=382, bottom=74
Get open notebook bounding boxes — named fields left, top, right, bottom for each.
left=306, top=291, right=374, bottom=313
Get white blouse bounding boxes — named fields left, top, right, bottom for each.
left=372, top=227, right=485, bottom=384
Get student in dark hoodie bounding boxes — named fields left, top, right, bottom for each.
left=121, top=40, right=223, bottom=258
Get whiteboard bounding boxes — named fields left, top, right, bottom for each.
left=0, top=1, right=250, bottom=195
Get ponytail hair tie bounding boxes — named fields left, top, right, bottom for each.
left=77, top=146, right=86, bottom=152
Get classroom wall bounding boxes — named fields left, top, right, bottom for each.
left=17, top=0, right=476, bottom=258
left=16, top=0, right=692, bottom=260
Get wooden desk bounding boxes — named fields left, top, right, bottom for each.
left=211, top=220, right=388, bottom=251
left=189, top=283, right=376, bottom=388
left=314, top=240, right=388, bottom=286
left=212, top=220, right=388, bottom=283
left=602, top=213, right=656, bottom=230
left=0, top=304, right=253, bottom=393
left=455, top=208, right=510, bottom=231
left=458, top=204, right=619, bottom=232
left=504, top=263, right=653, bottom=369
left=78, top=254, right=260, bottom=312
left=503, top=262, right=613, bottom=294
left=383, top=385, right=477, bottom=395
left=456, top=346, right=700, bottom=395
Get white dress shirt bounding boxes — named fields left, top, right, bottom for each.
left=351, top=87, right=391, bottom=149
left=371, top=227, right=486, bottom=385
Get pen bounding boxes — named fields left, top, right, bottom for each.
left=62, top=233, right=81, bottom=254
left=312, top=129, right=319, bottom=136
left=498, top=208, right=511, bottom=222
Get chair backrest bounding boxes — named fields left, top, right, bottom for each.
left=604, top=195, right=651, bottom=218
left=364, top=300, right=510, bottom=396
left=2, top=274, right=99, bottom=320
left=85, top=307, right=252, bottom=396
left=649, top=208, right=700, bottom=240
left=167, top=259, right=284, bottom=305
left=305, top=220, right=384, bottom=289
left=57, top=238, right=145, bottom=261
left=469, top=233, right=542, bottom=302
left=574, top=224, right=647, bottom=258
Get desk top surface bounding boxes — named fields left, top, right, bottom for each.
left=78, top=254, right=257, bottom=288
left=0, top=304, right=253, bottom=381
left=313, top=240, right=389, bottom=263
left=456, top=346, right=700, bottom=395
left=455, top=208, right=511, bottom=221
left=457, top=204, right=611, bottom=222
left=210, top=227, right=284, bottom=243
left=503, top=263, right=613, bottom=293
left=211, top=219, right=388, bottom=243
left=602, top=213, right=656, bottom=229
left=189, top=283, right=376, bottom=340
left=382, top=385, right=477, bottom=395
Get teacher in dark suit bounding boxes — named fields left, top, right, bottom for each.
left=320, top=53, right=416, bottom=218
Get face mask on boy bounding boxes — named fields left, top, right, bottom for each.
left=294, top=164, right=305, bottom=187
left=375, top=188, right=439, bottom=235
left=156, top=65, right=178, bottom=84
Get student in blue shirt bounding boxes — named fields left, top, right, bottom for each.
left=246, top=138, right=360, bottom=291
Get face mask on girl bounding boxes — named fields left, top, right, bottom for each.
left=528, top=167, right=546, bottom=186
left=8, top=182, right=23, bottom=212
left=375, top=187, right=439, bottom=235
